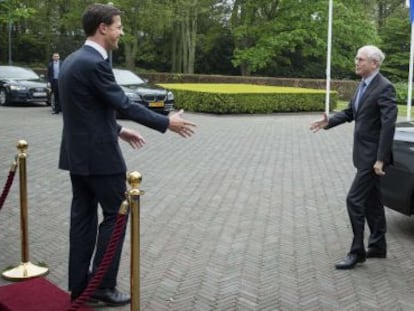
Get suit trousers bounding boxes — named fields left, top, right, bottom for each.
left=68, top=173, right=128, bottom=296
left=51, top=79, right=61, bottom=112
left=346, top=168, right=386, bottom=255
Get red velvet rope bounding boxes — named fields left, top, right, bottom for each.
left=67, top=213, right=129, bottom=311
left=0, top=161, right=17, bottom=211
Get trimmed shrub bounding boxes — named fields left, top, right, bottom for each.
left=159, top=83, right=337, bottom=114
left=395, top=82, right=414, bottom=106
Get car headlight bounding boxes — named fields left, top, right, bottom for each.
left=167, top=91, right=174, bottom=101
left=125, top=92, right=141, bottom=101
left=9, top=85, right=28, bottom=91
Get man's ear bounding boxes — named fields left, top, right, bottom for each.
left=97, top=22, right=107, bottom=35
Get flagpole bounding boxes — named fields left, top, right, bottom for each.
left=408, top=21, right=414, bottom=121
left=325, top=0, right=333, bottom=114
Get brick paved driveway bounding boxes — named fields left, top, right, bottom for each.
left=1, top=104, right=414, bottom=311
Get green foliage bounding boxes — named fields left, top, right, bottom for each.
left=379, top=8, right=411, bottom=82
left=394, top=82, right=414, bottom=106
left=160, top=83, right=337, bottom=114
left=229, top=0, right=379, bottom=78
left=0, top=0, right=409, bottom=81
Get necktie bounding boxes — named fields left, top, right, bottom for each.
left=354, top=81, right=366, bottom=111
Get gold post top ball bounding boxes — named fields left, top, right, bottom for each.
left=127, top=171, right=142, bottom=188
left=16, top=140, right=28, bottom=152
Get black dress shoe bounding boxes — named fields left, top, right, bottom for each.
left=367, top=248, right=387, bottom=258
left=335, top=254, right=366, bottom=270
left=91, top=288, right=131, bottom=306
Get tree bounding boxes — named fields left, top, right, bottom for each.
left=117, top=0, right=173, bottom=70
left=0, top=0, right=410, bottom=80
left=0, top=0, right=37, bottom=64
left=170, top=0, right=201, bottom=73
left=228, top=0, right=380, bottom=78
left=379, top=6, right=411, bottom=81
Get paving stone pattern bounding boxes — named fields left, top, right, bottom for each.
left=1, top=105, right=414, bottom=311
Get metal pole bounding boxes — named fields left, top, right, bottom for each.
left=2, top=140, right=49, bottom=281
left=408, top=21, right=414, bottom=121
left=107, top=2, right=113, bottom=67
left=17, top=140, right=29, bottom=263
left=9, top=15, right=13, bottom=66
left=325, top=0, right=333, bottom=114
left=127, top=171, right=143, bottom=311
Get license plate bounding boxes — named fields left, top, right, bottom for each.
left=33, top=92, right=47, bottom=97
left=149, top=101, right=164, bottom=108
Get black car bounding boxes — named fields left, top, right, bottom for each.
left=113, top=68, right=175, bottom=116
left=0, top=66, right=50, bottom=106
left=381, top=121, right=414, bottom=215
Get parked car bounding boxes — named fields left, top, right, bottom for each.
left=0, top=66, right=50, bottom=106
left=113, top=68, right=175, bottom=116
left=381, top=121, right=414, bottom=215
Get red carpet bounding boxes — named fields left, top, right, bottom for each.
left=0, top=277, right=93, bottom=311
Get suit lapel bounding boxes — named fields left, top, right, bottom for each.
left=355, top=74, right=381, bottom=113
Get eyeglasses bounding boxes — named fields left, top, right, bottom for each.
left=354, top=57, right=366, bottom=62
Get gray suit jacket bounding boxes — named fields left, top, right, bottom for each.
left=58, top=45, right=169, bottom=175
left=326, top=73, right=398, bottom=170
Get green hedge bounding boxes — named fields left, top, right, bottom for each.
left=160, top=83, right=337, bottom=114
left=395, top=82, right=414, bottom=106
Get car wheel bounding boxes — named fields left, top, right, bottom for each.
left=0, top=88, right=7, bottom=106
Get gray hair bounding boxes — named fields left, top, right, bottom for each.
left=358, top=45, right=385, bottom=66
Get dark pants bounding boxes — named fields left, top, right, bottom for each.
left=68, top=173, right=128, bottom=296
left=51, top=79, right=60, bottom=112
left=346, top=168, right=386, bottom=256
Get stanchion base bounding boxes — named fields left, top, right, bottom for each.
left=2, top=262, right=49, bottom=281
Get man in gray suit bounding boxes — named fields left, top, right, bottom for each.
left=58, top=3, right=196, bottom=306
left=310, top=45, right=397, bottom=269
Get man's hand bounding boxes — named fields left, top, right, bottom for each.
left=119, top=128, right=146, bottom=149
left=168, top=109, right=196, bottom=138
left=373, top=160, right=385, bottom=176
left=310, top=113, right=329, bottom=133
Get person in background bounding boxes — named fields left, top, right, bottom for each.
left=58, top=3, right=196, bottom=306
left=47, top=52, right=62, bottom=114
left=310, top=45, right=397, bottom=270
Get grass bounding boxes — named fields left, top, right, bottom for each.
left=337, top=100, right=414, bottom=120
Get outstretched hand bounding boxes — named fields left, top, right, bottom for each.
left=168, top=109, right=196, bottom=138
left=310, top=113, right=328, bottom=133
left=119, top=128, right=146, bottom=149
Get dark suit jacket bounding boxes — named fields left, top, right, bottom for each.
left=326, top=73, right=397, bottom=170
left=58, top=45, right=169, bottom=175
left=47, top=60, right=61, bottom=83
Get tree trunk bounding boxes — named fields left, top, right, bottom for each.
left=187, top=1, right=198, bottom=74
left=171, top=23, right=178, bottom=72
left=182, top=13, right=189, bottom=73
left=124, top=39, right=137, bottom=70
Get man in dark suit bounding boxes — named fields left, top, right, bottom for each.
left=58, top=3, right=196, bottom=306
left=310, top=45, right=397, bottom=269
left=47, top=52, right=62, bottom=114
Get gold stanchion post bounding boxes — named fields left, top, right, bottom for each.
left=127, top=171, right=143, bottom=311
left=2, top=140, right=49, bottom=281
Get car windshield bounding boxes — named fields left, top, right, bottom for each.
left=0, top=66, right=40, bottom=80
left=113, top=69, right=145, bottom=86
